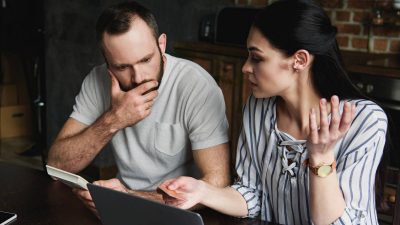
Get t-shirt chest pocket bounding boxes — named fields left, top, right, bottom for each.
left=154, top=122, right=187, bottom=156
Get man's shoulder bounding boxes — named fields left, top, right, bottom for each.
left=88, top=63, right=108, bottom=77
left=78, top=63, right=110, bottom=97
left=82, top=63, right=108, bottom=84
left=166, top=54, right=218, bottom=93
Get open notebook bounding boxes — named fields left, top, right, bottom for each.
left=46, top=165, right=89, bottom=190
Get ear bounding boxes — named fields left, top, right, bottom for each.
left=158, top=33, right=167, bottom=54
left=292, top=49, right=312, bottom=72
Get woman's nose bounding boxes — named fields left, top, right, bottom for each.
left=242, top=59, right=252, bottom=75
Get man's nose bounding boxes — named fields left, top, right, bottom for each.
left=131, top=68, right=144, bottom=84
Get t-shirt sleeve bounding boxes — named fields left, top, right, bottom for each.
left=330, top=101, right=388, bottom=224
left=70, top=68, right=105, bottom=125
left=185, top=78, right=229, bottom=150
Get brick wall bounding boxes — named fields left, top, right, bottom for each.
left=233, top=0, right=400, bottom=53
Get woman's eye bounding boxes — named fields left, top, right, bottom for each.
left=250, top=56, right=261, bottom=63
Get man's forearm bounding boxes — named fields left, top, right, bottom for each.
left=202, top=171, right=231, bottom=188
left=128, top=190, right=164, bottom=202
left=47, top=111, right=119, bottom=173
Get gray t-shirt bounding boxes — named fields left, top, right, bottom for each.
left=70, top=54, right=229, bottom=190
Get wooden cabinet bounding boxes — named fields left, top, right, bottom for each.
left=173, top=42, right=249, bottom=162
left=394, top=174, right=400, bottom=225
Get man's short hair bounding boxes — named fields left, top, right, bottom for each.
left=95, top=1, right=159, bottom=45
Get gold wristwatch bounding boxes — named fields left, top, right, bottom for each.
left=305, top=159, right=336, bottom=178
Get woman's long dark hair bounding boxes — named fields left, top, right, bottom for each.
left=253, top=0, right=391, bottom=210
left=253, top=0, right=363, bottom=100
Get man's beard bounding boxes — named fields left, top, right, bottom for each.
left=121, top=50, right=164, bottom=94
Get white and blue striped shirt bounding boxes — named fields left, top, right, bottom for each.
left=231, top=96, right=387, bottom=225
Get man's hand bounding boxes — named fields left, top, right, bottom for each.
left=108, top=70, right=158, bottom=130
left=73, top=178, right=129, bottom=218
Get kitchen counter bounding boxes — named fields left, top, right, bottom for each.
left=342, top=51, right=400, bottom=78
left=174, top=41, right=400, bottom=78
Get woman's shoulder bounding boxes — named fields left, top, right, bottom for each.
left=348, top=98, right=388, bottom=132
left=350, top=99, right=387, bottom=121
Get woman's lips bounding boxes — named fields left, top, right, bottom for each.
left=249, top=80, right=258, bottom=88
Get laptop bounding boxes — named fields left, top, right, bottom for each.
left=87, top=183, right=204, bottom=225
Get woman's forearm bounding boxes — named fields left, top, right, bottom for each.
left=309, top=154, right=346, bottom=225
left=200, top=182, right=248, bottom=217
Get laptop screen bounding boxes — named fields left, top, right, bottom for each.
left=87, top=183, right=204, bottom=225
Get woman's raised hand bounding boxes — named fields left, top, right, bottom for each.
left=307, top=95, right=356, bottom=164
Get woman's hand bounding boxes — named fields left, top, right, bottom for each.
left=307, top=95, right=356, bottom=164
left=158, top=176, right=206, bottom=209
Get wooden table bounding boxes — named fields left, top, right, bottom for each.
left=0, top=162, right=277, bottom=225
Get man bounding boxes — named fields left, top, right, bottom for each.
left=47, top=1, right=230, bottom=214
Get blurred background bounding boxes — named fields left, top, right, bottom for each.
left=0, top=0, right=399, bottom=224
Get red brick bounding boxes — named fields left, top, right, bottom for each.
left=336, top=10, right=351, bottom=22
left=336, top=35, right=349, bottom=48
left=363, top=27, right=370, bottom=36
left=352, top=37, right=369, bottom=49
left=372, top=27, right=400, bottom=37
left=318, top=0, right=343, bottom=8
left=373, top=39, right=388, bottom=51
left=389, top=39, right=400, bottom=52
left=353, top=11, right=371, bottom=23
left=348, top=0, right=374, bottom=9
left=336, top=24, right=361, bottom=35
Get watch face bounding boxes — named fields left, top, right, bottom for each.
left=317, top=165, right=332, bottom=177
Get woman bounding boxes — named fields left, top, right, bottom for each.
left=160, top=1, right=387, bottom=224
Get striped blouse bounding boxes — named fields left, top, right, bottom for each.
left=231, top=96, right=387, bottom=225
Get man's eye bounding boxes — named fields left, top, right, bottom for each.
left=142, top=58, right=151, bottom=63
left=116, top=66, right=129, bottom=71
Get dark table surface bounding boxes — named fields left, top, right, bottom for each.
left=0, top=162, right=277, bottom=225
